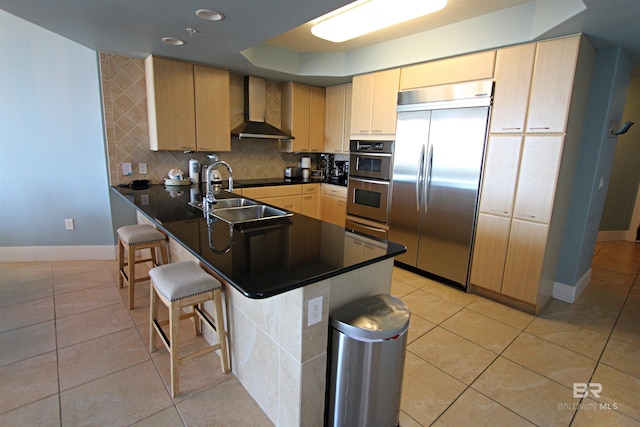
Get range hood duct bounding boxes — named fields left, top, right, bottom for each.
left=231, top=76, right=293, bottom=141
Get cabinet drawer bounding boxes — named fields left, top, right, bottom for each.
left=242, top=185, right=302, bottom=199
left=267, top=195, right=301, bottom=213
left=322, top=184, right=347, bottom=198
left=302, top=183, right=320, bottom=194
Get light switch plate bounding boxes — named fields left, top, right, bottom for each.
left=122, top=162, right=132, bottom=176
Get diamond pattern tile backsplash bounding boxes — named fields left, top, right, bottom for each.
left=99, top=53, right=308, bottom=186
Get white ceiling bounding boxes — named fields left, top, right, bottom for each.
left=1, top=0, right=639, bottom=86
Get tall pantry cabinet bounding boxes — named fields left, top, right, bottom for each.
left=470, top=35, right=595, bottom=313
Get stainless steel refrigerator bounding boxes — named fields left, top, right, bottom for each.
left=389, top=80, right=493, bottom=289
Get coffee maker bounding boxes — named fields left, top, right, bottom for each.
left=334, top=160, right=349, bottom=184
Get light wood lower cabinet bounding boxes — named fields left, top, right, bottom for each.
left=471, top=135, right=563, bottom=310
left=321, top=184, right=347, bottom=226
left=301, top=184, right=321, bottom=220
left=470, top=214, right=511, bottom=293
left=501, top=219, right=549, bottom=304
left=240, top=184, right=321, bottom=219
left=344, top=233, right=386, bottom=266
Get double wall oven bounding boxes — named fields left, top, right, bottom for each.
left=346, top=140, right=394, bottom=240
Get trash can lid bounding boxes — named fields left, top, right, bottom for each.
left=331, top=293, right=410, bottom=341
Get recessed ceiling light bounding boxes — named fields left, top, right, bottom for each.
left=312, top=0, right=447, bottom=43
left=162, top=37, right=185, bottom=46
left=196, top=9, right=224, bottom=21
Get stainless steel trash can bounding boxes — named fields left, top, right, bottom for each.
left=326, top=293, right=410, bottom=427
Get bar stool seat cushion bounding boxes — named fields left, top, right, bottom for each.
left=118, top=224, right=166, bottom=245
left=150, top=261, right=221, bottom=302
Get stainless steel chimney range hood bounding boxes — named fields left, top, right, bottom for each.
left=231, top=76, right=293, bottom=141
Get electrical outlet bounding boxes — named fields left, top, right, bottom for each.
left=139, top=163, right=147, bottom=174
left=65, top=218, right=74, bottom=230
left=122, top=162, right=132, bottom=176
left=307, top=296, right=323, bottom=326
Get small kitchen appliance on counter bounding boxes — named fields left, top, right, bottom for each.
left=300, top=157, right=312, bottom=179
left=284, top=166, right=302, bottom=178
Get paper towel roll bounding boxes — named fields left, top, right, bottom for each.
left=300, top=157, right=311, bottom=168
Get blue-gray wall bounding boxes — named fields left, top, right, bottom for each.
left=556, top=48, right=632, bottom=286
left=599, top=75, right=640, bottom=232
left=0, top=11, right=114, bottom=250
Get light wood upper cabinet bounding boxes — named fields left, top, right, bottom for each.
left=146, top=56, right=196, bottom=151
left=526, top=36, right=582, bottom=133
left=479, top=136, right=523, bottom=217
left=145, top=56, right=230, bottom=152
left=350, top=68, right=400, bottom=136
left=490, top=44, right=535, bottom=133
left=400, top=50, right=496, bottom=90
left=324, top=84, right=352, bottom=153
left=512, top=136, right=564, bottom=224
left=282, top=82, right=325, bottom=153
left=193, top=65, right=231, bottom=152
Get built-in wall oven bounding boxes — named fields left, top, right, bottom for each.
left=346, top=140, right=394, bottom=239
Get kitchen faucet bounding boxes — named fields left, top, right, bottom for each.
left=204, top=160, right=233, bottom=212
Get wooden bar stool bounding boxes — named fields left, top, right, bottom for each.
left=149, top=261, right=230, bottom=397
left=117, top=224, right=168, bottom=309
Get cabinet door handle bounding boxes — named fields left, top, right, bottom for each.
left=529, top=127, right=550, bottom=130
left=490, top=209, right=510, bottom=215
left=359, top=129, right=369, bottom=133
left=502, top=127, right=521, bottom=130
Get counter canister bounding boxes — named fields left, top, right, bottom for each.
left=326, top=293, right=410, bottom=427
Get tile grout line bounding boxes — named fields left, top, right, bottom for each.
left=567, top=259, right=640, bottom=426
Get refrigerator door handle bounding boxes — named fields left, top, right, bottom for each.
left=416, top=144, right=426, bottom=211
left=424, top=145, right=433, bottom=212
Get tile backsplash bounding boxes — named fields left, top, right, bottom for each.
left=99, top=53, right=309, bottom=186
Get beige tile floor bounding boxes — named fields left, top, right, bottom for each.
left=1, top=240, right=639, bottom=426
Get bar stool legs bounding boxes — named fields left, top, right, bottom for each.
left=117, top=224, right=168, bottom=309
left=149, top=261, right=230, bottom=397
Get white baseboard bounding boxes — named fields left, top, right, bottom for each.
left=0, top=246, right=117, bottom=262
left=553, top=268, right=592, bottom=303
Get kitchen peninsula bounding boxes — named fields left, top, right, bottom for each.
left=110, top=183, right=405, bottom=427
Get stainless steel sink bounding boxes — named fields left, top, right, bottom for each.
left=188, top=197, right=257, bottom=211
left=209, top=198, right=258, bottom=209
left=211, top=205, right=293, bottom=225
left=189, top=198, right=293, bottom=225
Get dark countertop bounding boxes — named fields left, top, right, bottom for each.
left=111, top=184, right=404, bottom=299
left=234, top=177, right=347, bottom=188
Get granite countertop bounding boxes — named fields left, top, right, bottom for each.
left=111, top=184, right=404, bottom=299
left=234, top=177, right=347, bottom=188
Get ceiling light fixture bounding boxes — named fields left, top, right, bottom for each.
left=196, top=9, right=225, bottom=21
left=162, top=37, right=185, bottom=46
left=311, top=0, right=447, bottom=43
